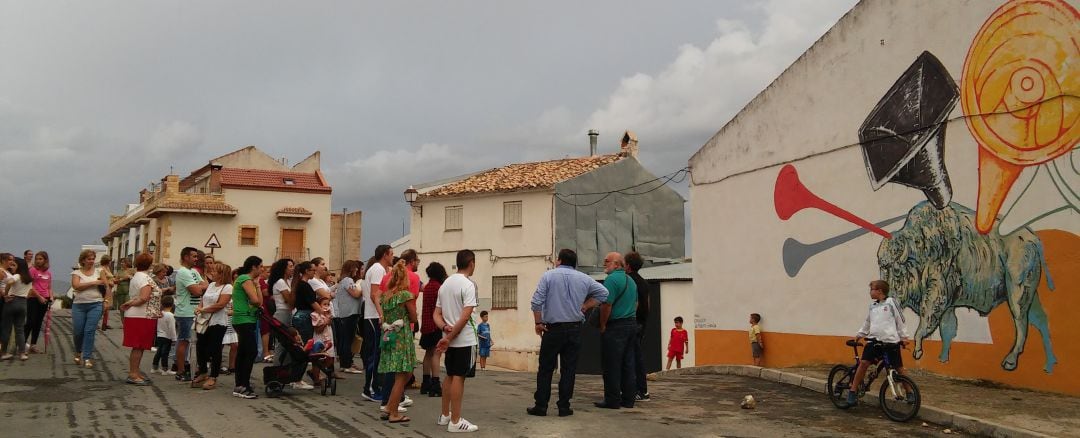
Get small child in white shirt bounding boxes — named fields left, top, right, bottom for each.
left=153, top=296, right=178, bottom=375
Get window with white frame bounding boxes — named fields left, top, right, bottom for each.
left=491, top=275, right=517, bottom=309
left=503, top=201, right=522, bottom=227
left=445, top=206, right=463, bottom=231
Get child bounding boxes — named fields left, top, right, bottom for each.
left=154, top=296, right=177, bottom=375
left=666, top=316, right=689, bottom=370
left=310, top=295, right=336, bottom=357
left=749, top=313, right=764, bottom=366
left=222, top=301, right=238, bottom=375
left=477, top=311, right=493, bottom=371
left=846, top=280, right=909, bottom=407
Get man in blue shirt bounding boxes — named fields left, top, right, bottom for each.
left=527, top=249, right=608, bottom=418
left=595, top=252, right=638, bottom=409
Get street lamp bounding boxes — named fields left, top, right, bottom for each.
left=147, top=240, right=157, bottom=255
left=404, top=186, right=422, bottom=216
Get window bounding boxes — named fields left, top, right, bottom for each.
left=491, top=275, right=517, bottom=309
left=445, top=206, right=463, bottom=231
left=239, top=226, right=258, bottom=246
left=283, top=178, right=295, bottom=185
left=503, top=201, right=522, bottom=227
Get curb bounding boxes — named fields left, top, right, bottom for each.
left=654, top=365, right=1050, bottom=438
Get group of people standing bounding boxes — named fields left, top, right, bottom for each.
left=0, top=250, right=53, bottom=360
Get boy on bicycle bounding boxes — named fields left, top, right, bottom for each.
left=847, top=279, right=908, bottom=407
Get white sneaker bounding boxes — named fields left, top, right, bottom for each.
left=291, top=381, right=314, bottom=390
left=400, top=395, right=414, bottom=407
left=379, top=405, right=407, bottom=413
left=448, top=418, right=478, bottom=433
left=163, top=370, right=177, bottom=376
left=437, top=414, right=452, bottom=426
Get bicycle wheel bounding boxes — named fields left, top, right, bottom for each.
left=879, top=374, right=920, bottom=422
left=827, top=364, right=853, bottom=409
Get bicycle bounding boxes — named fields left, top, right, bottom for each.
left=827, top=339, right=921, bottom=422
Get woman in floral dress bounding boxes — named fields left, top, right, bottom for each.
left=378, top=261, right=417, bottom=423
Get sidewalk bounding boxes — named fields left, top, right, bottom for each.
left=655, top=365, right=1080, bottom=437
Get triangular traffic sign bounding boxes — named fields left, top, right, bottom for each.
left=204, top=233, right=222, bottom=249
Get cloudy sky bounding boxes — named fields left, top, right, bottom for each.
left=0, top=0, right=855, bottom=263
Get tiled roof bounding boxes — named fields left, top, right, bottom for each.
left=421, top=154, right=623, bottom=198
left=277, top=207, right=313, bottom=215
left=219, top=168, right=331, bottom=193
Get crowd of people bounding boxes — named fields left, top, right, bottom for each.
left=3, top=244, right=773, bottom=433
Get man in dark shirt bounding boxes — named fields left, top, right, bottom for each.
left=625, top=251, right=651, bottom=401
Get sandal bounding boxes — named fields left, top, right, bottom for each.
left=202, top=377, right=217, bottom=390
left=388, top=416, right=411, bottom=424
left=263, top=355, right=274, bottom=363
left=125, top=378, right=150, bottom=386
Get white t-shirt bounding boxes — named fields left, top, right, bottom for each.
left=272, top=278, right=291, bottom=312
left=5, top=275, right=32, bottom=298
left=435, top=273, right=478, bottom=348
left=157, top=312, right=177, bottom=340
left=361, top=264, right=386, bottom=320
left=202, top=283, right=233, bottom=326
left=71, top=268, right=104, bottom=304
left=123, top=271, right=153, bottom=318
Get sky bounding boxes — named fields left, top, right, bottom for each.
left=0, top=0, right=856, bottom=265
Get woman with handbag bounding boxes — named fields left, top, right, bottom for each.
left=378, top=261, right=418, bottom=424
left=193, top=262, right=232, bottom=390
left=119, top=253, right=158, bottom=385
left=71, top=250, right=111, bottom=368
left=231, top=256, right=264, bottom=399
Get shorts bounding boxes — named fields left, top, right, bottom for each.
left=861, top=340, right=903, bottom=368
left=751, top=341, right=763, bottom=358
left=444, top=345, right=476, bottom=377
left=478, top=345, right=490, bottom=358
left=223, top=324, right=238, bottom=344
left=419, top=331, right=442, bottom=350
left=667, top=349, right=684, bottom=360
left=176, top=316, right=194, bottom=341
left=122, top=317, right=157, bottom=350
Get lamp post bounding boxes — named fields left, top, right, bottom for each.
left=404, top=186, right=421, bottom=216
left=147, top=240, right=157, bottom=258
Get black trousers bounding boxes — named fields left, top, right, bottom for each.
left=195, top=325, right=227, bottom=378
left=25, top=298, right=49, bottom=345
left=533, top=322, right=582, bottom=410
left=601, top=318, right=637, bottom=407
left=632, top=323, right=648, bottom=395
left=234, top=323, right=258, bottom=389
left=154, top=337, right=173, bottom=369
left=361, top=318, right=381, bottom=394
left=333, top=315, right=359, bottom=369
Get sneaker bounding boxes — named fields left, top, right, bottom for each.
left=237, top=387, right=258, bottom=399
left=232, top=386, right=244, bottom=397
left=19, top=354, right=29, bottom=361
left=151, top=367, right=160, bottom=374
left=84, top=360, right=94, bottom=369
left=163, top=369, right=177, bottom=376
left=361, top=391, right=382, bottom=402
left=291, top=381, right=314, bottom=390
left=400, top=395, right=414, bottom=407
left=380, top=405, right=407, bottom=413
left=635, top=393, right=651, bottom=402
left=845, top=390, right=858, bottom=407
left=0, top=354, right=14, bottom=361
left=447, top=418, right=478, bottom=433
left=437, top=414, right=452, bottom=426
left=343, top=366, right=364, bottom=374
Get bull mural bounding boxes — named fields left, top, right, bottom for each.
left=877, top=201, right=1057, bottom=373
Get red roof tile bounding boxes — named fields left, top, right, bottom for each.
left=220, top=168, right=331, bottom=193
left=422, top=154, right=623, bottom=198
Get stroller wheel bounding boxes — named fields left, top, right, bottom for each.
left=331, top=379, right=338, bottom=396
left=266, top=381, right=283, bottom=398
left=321, top=378, right=329, bottom=396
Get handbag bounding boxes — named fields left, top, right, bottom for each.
left=586, top=278, right=628, bottom=328
left=194, top=312, right=212, bottom=335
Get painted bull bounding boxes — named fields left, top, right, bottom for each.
left=877, top=201, right=1057, bottom=373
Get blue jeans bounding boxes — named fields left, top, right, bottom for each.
left=600, top=318, right=638, bottom=407
left=292, top=310, right=314, bottom=342
left=72, top=302, right=104, bottom=360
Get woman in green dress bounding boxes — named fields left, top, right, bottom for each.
left=378, top=260, right=418, bottom=423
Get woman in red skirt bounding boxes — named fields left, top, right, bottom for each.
left=119, top=253, right=160, bottom=385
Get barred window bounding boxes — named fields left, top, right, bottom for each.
left=445, top=206, right=463, bottom=231
left=491, top=275, right=517, bottom=309
left=503, top=201, right=522, bottom=227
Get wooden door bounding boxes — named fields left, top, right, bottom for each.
left=280, top=228, right=305, bottom=261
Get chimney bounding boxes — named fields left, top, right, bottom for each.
left=209, top=163, right=224, bottom=193
left=620, top=130, right=638, bottom=158
left=588, top=129, right=599, bottom=156
left=139, top=189, right=150, bottom=203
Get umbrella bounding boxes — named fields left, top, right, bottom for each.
left=43, top=301, right=52, bottom=354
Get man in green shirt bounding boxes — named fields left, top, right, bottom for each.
left=594, top=252, right=638, bottom=410
left=173, top=247, right=207, bottom=382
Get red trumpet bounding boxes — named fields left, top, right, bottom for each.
left=774, top=164, right=892, bottom=239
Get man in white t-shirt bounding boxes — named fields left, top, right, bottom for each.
left=434, top=249, right=480, bottom=433
left=359, top=244, right=393, bottom=401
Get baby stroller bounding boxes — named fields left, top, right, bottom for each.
left=258, top=309, right=337, bottom=397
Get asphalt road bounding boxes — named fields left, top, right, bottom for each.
left=0, top=311, right=959, bottom=437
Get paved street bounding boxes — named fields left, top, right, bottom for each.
left=1, top=312, right=957, bottom=437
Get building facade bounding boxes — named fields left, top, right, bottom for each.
left=103, top=146, right=358, bottom=269
left=689, top=0, right=1079, bottom=394
left=408, top=132, right=685, bottom=370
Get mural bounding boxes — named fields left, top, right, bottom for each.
left=775, top=0, right=1079, bottom=377
left=878, top=201, right=1056, bottom=373
left=962, top=0, right=1080, bottom=234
